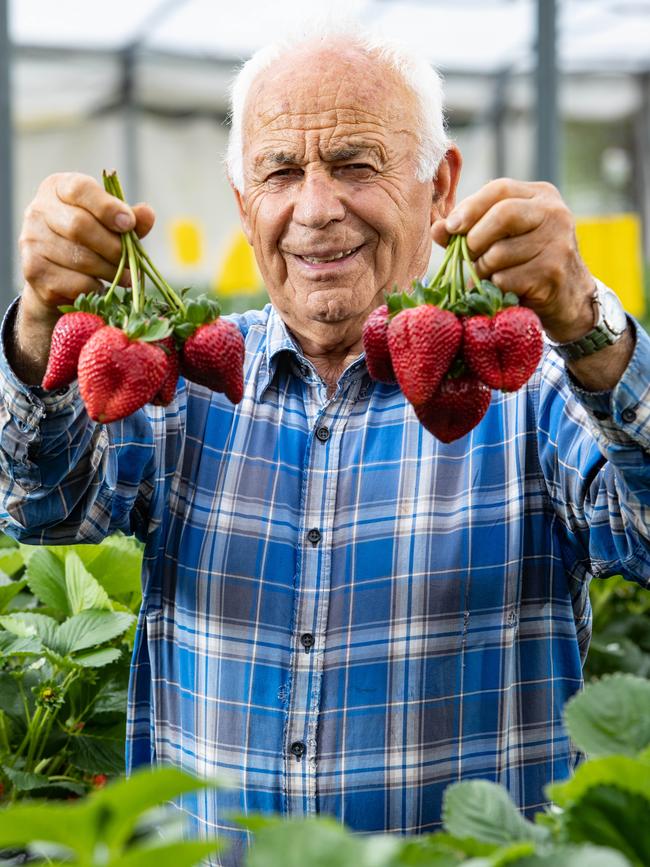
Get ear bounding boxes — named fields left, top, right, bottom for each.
left=430, top=145, right=462, bottom=223
left=230, top=178, right=253, bottom=245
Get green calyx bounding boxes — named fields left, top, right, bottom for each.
left=385, top=233, right=520, bottom=317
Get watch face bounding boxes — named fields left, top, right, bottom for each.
left=601, top=288, right=627, bottom=334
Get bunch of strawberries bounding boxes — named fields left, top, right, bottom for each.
left=42, top=171, right=245, bottom=423
left=362, top=234, right=543, bottom=442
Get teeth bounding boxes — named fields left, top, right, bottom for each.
left=301, top=248, right=356, bottom=263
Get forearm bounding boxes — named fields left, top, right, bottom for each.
left=7, top=285, right=59, bottom=386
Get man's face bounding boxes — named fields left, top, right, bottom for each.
left=233, top=43, right=459, bottom=350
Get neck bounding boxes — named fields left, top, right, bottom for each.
left=290, top=327, right=365, bottom=395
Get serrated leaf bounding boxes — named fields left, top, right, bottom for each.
left=0, top=612, right=58, bottom=648
left=69, top=730, right=125, bottom=774
left=25, top=547, right=69, bottom=613
left=139, top=318, right=173, bottom=343
left=245, top=816, right=365, bottom=867
left=65, top=551, right=112, bottom=615
left=93, top=678, right=129, bottom=715
left=564, top=674, right=650, bottom=757
left=110, top=840, right=222, bottom=867
left=442, top=780, right=548, bottom=846
left=86, top=535, right=143, bottom=598
left=2, top=766, right=50, bottom=791
left=56, top=609, right=134, bottom=655
left=73, top=647, right=122, bottom=668
left=0, top=630, right=43, bottom=656
left=0, top=672, right=24, bottom=717
left=0, top=573, right=27, bottom=613
left=174, top=322, right=196, bottom=340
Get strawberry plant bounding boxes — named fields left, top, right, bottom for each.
left=1, top=674, right=646, bottom=866
left=362, top=234, right=543, bottom=442
left=0, top=533, right=142, bottom=801
left=42, top=170, right=245, bottom=423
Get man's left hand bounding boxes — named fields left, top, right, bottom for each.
left=431, top=178, right=596, bottom=344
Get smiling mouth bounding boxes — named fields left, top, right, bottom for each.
left=295, top=245, right=362, bottom=264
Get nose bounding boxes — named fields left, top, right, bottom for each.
left=293, top=171, right=345, bottom=229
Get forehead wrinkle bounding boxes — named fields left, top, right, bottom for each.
left=253, top=142, right=385, bottom=171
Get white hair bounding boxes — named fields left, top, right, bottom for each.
left=225, top=21, right=451, bottom=193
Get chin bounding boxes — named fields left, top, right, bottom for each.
left=305, top=288, right=370, bottom=324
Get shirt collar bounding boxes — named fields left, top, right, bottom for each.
left=256, top=305, right=370, bottom=401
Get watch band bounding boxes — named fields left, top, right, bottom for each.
left=549, top=284, right=627, bottom=363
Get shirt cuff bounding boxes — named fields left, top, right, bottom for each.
left=567, top=315, right=650, bottom=445
left=0, top=298, right=81, bottom=428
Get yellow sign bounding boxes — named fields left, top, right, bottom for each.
left=170, top=219, right=203, bottom=266
left=575, top=213, right=646, bottom=318
left=214, top=230, right=263, bottom=296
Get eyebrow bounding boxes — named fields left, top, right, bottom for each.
left=254, top=144, right=381, bottom=170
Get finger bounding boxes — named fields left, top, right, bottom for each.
left=133, top=203, right=156, bottom=239
left=471, top=229, right=549, bottom=279
left=24, top=255, right=104, bottom=308
left=489, top=253, right=551, bottom=303
left=54, top=172, right=136, bottom=233
left=445, top=178, right=538, bottom=235
left=42, top=204, right=124, bottom=264
left=431, top=218, right=451, bottom=249
left=465, top=198, right=545, bottom=259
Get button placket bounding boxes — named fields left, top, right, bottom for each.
left=284, top=402, right=347, bottom=816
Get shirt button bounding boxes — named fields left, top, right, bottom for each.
left=307, top=528, right=321, bottom=546
left=593, top=410, right=609, bottom=421
left=621, top=407, right=637, bottom=423
left=316, top=426, right=330, bottom=443
left=300, top=632, right=315, bottom=651
left=290, top=740, right=305, bottom=759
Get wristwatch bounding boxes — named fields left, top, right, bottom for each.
left=548, top=282, right=628, bottom=363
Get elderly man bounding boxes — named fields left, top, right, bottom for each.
left=1, top=27, right=649, bottom=863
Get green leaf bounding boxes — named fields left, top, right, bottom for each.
left=0, top=630, right=43, bottom=656
left=139, top=317, right=173, bottom=343
left=108, top=840, right=221, bottom=867
left=73, top=647, right=122, bottom=667
left=93, top=766, right=222, bottom=851
left=0, top=800, right=94, bottom=856
left=562, top=786, right=650, bottom=867
left=65, top=551, right=112, bottom=615
left=502, top=292, right=519, bottom=309
left=0, top=532, right=18, bottom=549
left=0, top=548, right=25, bottom=576
left=244, top=816, right=367, bottom=867
left=93, top=678, right=129, bottom=715
left=24, top=547, right=68, bottom=613
left=0, top=612, right=59, bottom=647
left=512, top=846, right=632, bottom=866
left=0, top=574, right=27, bottom=613
left=56, top=609, right=134, bottom=655
left=0, top=672, right=24, bottom=718
left=87, top=535, right=143, bottom=598
left=442, top=781, right=548, bottom=846
left=564, top=674, right=650, bottom=757
left=2, top=766, right=50, bottom=792
left=174, top=322, right=196, bottom=340
left=548, top=755, right=650, bottom=808
left=69, top=730, right=125, bottom=774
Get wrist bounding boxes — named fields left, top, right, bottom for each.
left=543, top=283, right=597, bottom=344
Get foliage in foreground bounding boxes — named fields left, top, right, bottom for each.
left=0, top=533, right=142, bottom=800
left=0, top=674, right=648, bottom=866
left=586, top=574, right=650, bottom=680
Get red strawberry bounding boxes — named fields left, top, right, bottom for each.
left=180, top=319, right=245, bottom=404
left=362, top=304, right=396, bottom=384
left=415, top=372, right=492, bottom=443
left=387, top=305, right=462, bottom=406
left=151, top=336, right=180, bottom=406
left=42, top=312, right=105, bottom=390
left=463, top=306, right=543, bottom=392
left=77, top=326, right=167, bottom=423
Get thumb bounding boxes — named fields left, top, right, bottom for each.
left=132, top=202, right=156, bottom=239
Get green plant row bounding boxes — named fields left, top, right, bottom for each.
left=0, top=673, right=648, bottom=866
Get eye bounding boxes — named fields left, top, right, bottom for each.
left=337, top=163, right=376, bottom=180
left=266, top=168, right=302, bottom=184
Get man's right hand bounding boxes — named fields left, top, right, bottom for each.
left=10, top=172, right=155, bottom=386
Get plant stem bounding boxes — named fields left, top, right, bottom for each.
left=133, top=238, right=185, bottom=313
left=104, top=237, right=128, bottom=305
left=461, top=236, right=482, bottom=292
left=429, top=237, right=457, bottom=290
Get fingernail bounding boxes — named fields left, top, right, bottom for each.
left=115, top=212, right=134, bottom=230
left=446, top=212, right=462, bottom=232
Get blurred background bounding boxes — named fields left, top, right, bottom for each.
left=1, top=0, right=649, bottom=318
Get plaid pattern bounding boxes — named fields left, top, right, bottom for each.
left=1, top=295, right=649, bottom=865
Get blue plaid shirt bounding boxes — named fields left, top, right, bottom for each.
left=1, top=293, right=649, bottom=864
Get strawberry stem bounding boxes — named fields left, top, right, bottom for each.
left=460, top=236, right=482, bottom=293
left=104, top=236, right=127, bottom=304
